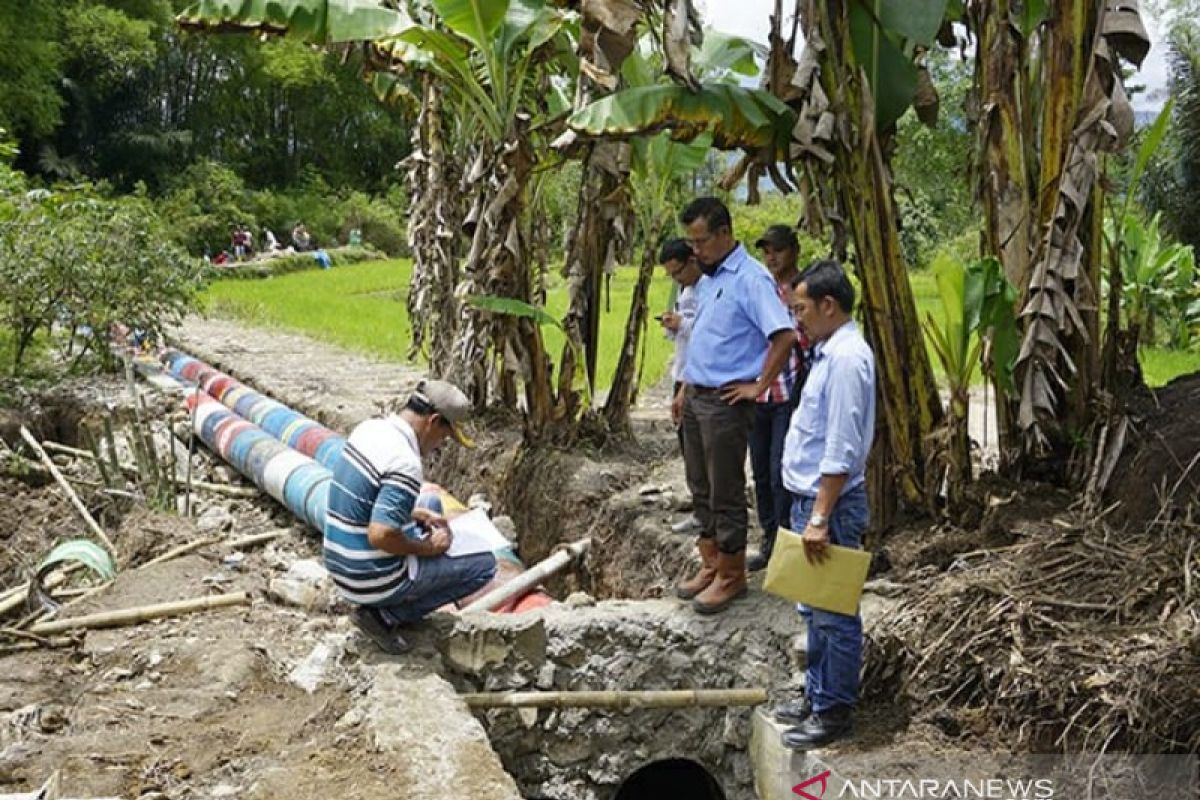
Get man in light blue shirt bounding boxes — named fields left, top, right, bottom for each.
left=672, top=197, right=797, bottom=615
left=774, top=260, right=876, bottom=750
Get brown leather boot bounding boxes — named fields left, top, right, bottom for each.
left=675, top=537, right=720, bottom=600
left=692, top=549, right=748, bottom=614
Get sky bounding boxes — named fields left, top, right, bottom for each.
left=697, top=0, right=1171, bottom=113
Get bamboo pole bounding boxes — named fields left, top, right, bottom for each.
left=139, top=535, right=224, bottom=569
left=226, top=530, right=287, bottom=549
left=18, top=426, right=117, bottom=557
left=29, top=591, right=250, bottom=635
left=38, top=440, right=258, bottom=498
left=461, top=538, right=591, bottom=613
left=460, top=688, right=768, bottom=710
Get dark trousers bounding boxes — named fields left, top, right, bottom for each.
left=681, top=386, right=755, bottom=553
left=673, top=381, right=685, bottom=458
left=749, top=400, right=796, bottom=537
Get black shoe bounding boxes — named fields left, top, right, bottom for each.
left=772, top=697, right=812, bottom=726
left=747, top=550, right=771, bottom=572
left=748, top=529, right=776, bottom=572
left=352, top=607, right=411, bottom=655
left=782, top=706, right=853, bottom=750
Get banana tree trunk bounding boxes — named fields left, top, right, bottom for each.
left=603, top=216, right=665, bottom=431
left=559, top=142, right=629, bottom=424
left=971, top=0, right=1033, bottom=471
left=817, top=4, right=945, bottom=513
left=451, top=131, right=556, bottom=434
left=405, top=76, right=461, bottom=372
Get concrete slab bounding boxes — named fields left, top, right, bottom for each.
left=364, top=668, right=522, bottom=800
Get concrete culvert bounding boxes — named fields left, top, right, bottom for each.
left=615, top=759, right=726, bottom=800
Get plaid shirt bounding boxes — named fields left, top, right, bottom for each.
left=758, top=281, right=809, bottom=404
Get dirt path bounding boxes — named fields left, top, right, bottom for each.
left=168, top=315, right=426, bottom=431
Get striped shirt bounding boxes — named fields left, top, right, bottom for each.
left=757, top=280, right=808, bottom=404
left=323, top=415, right=426, bottom=605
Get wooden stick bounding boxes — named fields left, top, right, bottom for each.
left=39, top=439, right=260, bottom=497
left=138, top=530, right=285, bottom=571
left=139, top=535, right=224, bottom=569
left=18, top=426, right=117, bottom=557
left=461, top=538, right=590, bottom=613
left=0, top=637, right=74, bottom=655
left=226, top=530, right=287, bottom=549
left=185, top=383, right=200, bottom=516
left=460, top=688, right=768, bottom=710
left=29, top=591, right=250, bottom=635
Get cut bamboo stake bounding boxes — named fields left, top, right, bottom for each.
left=139, top=529, right=286, bottom=570
left=139, top=536, right=224, bottom=569
left=185, top=382, right=200, bottom=516
left=39, top=441, right=258, bottom=498
left=18, top=426, right=117, bottom=557
left=460, top=688, right=768, bottom=710
left=29, top=591, right=250, bottom=635
left=461, top=538, right=591, bottom=613
left=226, top=530, right=287, bottom=549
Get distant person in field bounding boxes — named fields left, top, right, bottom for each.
left=323, top=380, right=495, bottom=655
left=292, top=222, right=312, bottom=252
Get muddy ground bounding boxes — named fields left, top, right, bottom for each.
left=2, top=320, right=1198, bottom=798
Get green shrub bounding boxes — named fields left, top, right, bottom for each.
left=159, top=159, right=257, bottom=257
left=0, top=182, right=205, bottom=374
left=338, top=189, right=408, bottom=256
left=729, top=194, right=825, bottom=263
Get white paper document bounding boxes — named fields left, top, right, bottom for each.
left=446, top=508, right=511, bottom=557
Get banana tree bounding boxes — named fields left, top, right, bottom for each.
left=179, top=0, right=583, bottom=437
left=1108, top=212, right=1197, bottom=348
left=923, top=256, right=1017, bottom=511
left=602, top=129, right=712, bottom=429
left=966, top=0, right=1150, bottom=463
left=758, top=0, right=948, bottom=517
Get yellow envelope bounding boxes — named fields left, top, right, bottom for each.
left=762, top=526, right=872, bottom=616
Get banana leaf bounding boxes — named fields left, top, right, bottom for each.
left=465, top=295, right=561, bottom=330
left=567, top=83, right=796, bottom=156
left=177, top=0, right=413, bottom=43
left=431, top=0, right=510, bottom=50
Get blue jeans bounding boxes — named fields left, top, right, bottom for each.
left=749, top=400, right=795, bottom=536
left=378, top=550, right=497, bottom=626
left=792, top=485, right=868, bottom=713
left=377, top=492, right=497, bottom=625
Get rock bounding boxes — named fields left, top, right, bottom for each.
left=467, top=493, right=492, bottom=514
left=267, top=559, right=333, bottom=610
left=492, top=515, right=517, bottom=543
left=637, top=483, right=662, bottom=496
left=196, top=505, right=235, bottom=533
left=288, top=633, right=348, bottom=693
left=563, top=592, right=594, bottom=608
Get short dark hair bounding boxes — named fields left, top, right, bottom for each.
left=798, top=259, right=855, bottom=313
left=658, top=238, right=692, bottom=265
left=680, top=197, right=733, bottom=234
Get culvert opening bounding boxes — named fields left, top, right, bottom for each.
left=615, top=759, right=726, bottom=800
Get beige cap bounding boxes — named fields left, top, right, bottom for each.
left=412, top=379, right=474, bottom=447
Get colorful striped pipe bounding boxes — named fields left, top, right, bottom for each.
left=163, top=349, right=345, bottom=470
left=172, top=352, right=553, bottom=614
left=189, top=393, right=329, bottom=530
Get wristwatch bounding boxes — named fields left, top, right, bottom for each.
left=809, top=512, right=829, bottom=529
